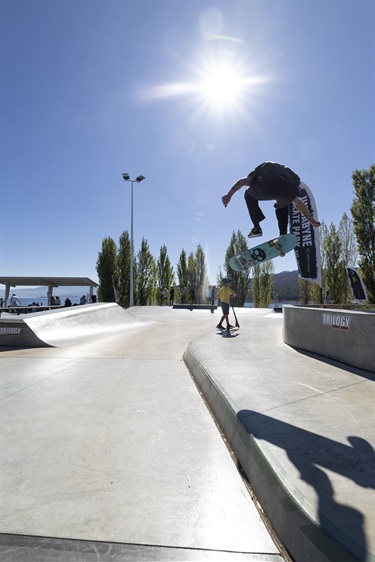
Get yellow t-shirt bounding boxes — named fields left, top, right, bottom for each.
left=217, top=285, right=234, bottom=304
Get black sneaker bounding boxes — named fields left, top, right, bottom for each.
left=216, top=324, right=225, bottom=329
left=248, top=226, right=262, bottom=238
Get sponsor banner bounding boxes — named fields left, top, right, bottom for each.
left=322, top=313, right=351, bottom=331
left=346, top=267, right=368, bottom=301
left=289, top=181, right=321, bottom=285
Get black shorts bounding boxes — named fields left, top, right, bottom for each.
left=221, top=302, right=230, bottom=315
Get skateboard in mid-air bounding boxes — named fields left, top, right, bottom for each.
left=229, top=233, right=298, bottom=272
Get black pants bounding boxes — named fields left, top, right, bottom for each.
left=244, top=179, right=299, bottom=235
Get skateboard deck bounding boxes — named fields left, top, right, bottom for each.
left=229, top=234, right=298, bottom=272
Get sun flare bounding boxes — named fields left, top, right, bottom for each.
left=138, top=47, right=270, bottom=122
left=197, top=62, right=247, bottom=111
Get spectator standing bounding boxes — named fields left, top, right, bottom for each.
left=190, top=287, right=196, bottom=304
left=9, top=293, right=22, bottom=314
left=169, top=287, right=175, bottom=306
left=216, top=279, right=236, bottom=331
left=162, top=288, right=168, bottom=306
left=181, top=286, right=187, bottom=304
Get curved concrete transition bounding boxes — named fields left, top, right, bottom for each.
left=0, top=303, right=147, bottom=348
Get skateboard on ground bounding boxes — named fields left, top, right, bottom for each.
left=229, top=234, right=297, bottom=272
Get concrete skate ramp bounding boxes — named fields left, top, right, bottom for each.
left=0, top=303, right=145, bottom=348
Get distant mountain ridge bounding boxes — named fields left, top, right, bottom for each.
left=248, top=270, right=299, bottom=301
left=272, top=270, right=300, bottom=300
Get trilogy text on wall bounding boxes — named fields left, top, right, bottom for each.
left=322, top=314, right=351, bottom=331
left=0, top=327, right=22, bottom=335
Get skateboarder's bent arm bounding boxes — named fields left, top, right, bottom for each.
left=291, top=197, right=320, bottom=228
left=222, top=177, right=252, bottom=207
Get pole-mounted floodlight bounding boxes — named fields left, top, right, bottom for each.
left=122, top=172, right=146, bottom=307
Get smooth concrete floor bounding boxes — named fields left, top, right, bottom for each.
left=0, top=307, right=285, bottom=562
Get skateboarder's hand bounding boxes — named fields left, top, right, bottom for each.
left=311, top=219, right=321, bottom=228
left=222, top=193, right=231, bottom=207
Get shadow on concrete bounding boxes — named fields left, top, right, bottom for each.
left=216, top=330, right=240, bottom=339
left=290, top=348, right=375, bottom=381
left=238, top=409, right=375, bottom=561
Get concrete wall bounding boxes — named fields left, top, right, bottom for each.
left=283, top=305, right=375, bottom=373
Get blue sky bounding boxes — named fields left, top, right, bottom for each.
left=1, top=0, right=374, bottom=285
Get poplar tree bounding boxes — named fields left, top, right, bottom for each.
left=96, top=237, right=118, bottom=303
left=310, top=220, right=329, bottom=304
left=298, top=279, right=311, bottom=306
left=187, top=252, right=197, bottom=300
left=325, top=223, right=346, bottom=303
left=351, top=165, right=375, bottom=302
left=194, top=244, right=209, bottom=301
left=252, top=262, right=274, bottom=308
left=338, top=213, right=358, bottom=303
left=309, top=216, right=357, bottom=305
left=177, top=249, right=188, bottom=287
left=157, top=245, right=175, bottom=304
left=117, top=231, right=131, bottom=308
left=136, top=238, right=156, bottom=305
left=223, top=230, right=250, bottom=307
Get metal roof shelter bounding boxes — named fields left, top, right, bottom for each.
left=0, top=277, right=98, bottom=306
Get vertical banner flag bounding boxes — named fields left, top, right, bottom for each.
left=346, top=267, right=368, bottom=301
left=289, top=182, right=321, bottom=285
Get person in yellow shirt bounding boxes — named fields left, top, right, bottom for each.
left=216, top=278, right=236, bottom=331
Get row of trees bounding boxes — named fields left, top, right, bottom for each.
left=298, top=214, right=357, bottom=304
left=96, top=165, right=375, bottom=307
left=96, top=234, right=210, bottom=308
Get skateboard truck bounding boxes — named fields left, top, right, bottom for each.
left=269, top=239, right=285, bottom=257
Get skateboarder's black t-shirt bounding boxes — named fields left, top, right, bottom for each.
left=247, top=161, right=301, bottom=208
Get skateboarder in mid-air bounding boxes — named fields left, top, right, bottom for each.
left=222, top=161, right=320, bottom=237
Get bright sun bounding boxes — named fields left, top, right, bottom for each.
left=197, top=61, right=246, bottom=111
left=138, top=48, right=266, bottom=122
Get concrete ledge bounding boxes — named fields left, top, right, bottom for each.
left=283, top=305, right=375, bottom=373
left=173, top=304, right=217, bottom=313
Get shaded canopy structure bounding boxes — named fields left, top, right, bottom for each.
left=0, top=277, right=98, bottom=306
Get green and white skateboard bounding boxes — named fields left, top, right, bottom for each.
left=229, top=234, right=297, bottom=272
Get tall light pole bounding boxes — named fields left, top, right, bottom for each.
left=122, top=173, right=145, bottom=307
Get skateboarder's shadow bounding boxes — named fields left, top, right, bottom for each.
left=237, top=409, right=375, bottom=561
